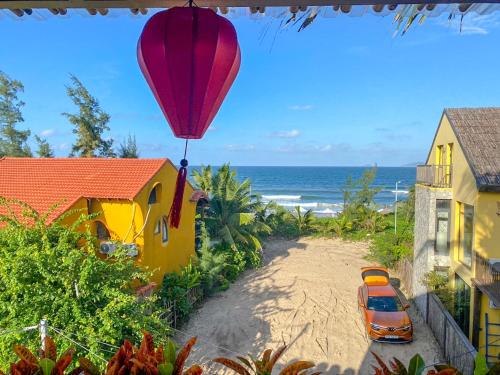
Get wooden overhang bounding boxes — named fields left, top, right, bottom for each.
left=1, top=1, right=499, bottom=18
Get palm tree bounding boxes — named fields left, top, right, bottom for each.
left=291, top=206, right=314, bottom=235
left=194, top=164, right=270, bottom=250
left=192, top=165, right=213, bottom=194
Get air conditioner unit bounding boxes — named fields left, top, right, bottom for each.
left=99, top=242, right=139, bottom=257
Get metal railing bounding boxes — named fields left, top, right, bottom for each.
left=416, top=164, right=453, bottom=188
left=474, top=254, right=500, bottom=306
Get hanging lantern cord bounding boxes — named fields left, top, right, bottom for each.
left=169, top=139, right=189, bottom=228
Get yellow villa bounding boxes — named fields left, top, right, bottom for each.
left=0, top=157, right=206, bottom=284
left=413, top=108, right=500, bottom=363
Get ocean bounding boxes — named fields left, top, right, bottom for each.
left=191, top=166, right=416, bottom=217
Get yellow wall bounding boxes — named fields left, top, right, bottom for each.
left=477, top=293, right=500, bottom=359
left=62, top=161, right=197, bottom=285
left=425, top=112, right=500, bottom=343
left=427, top=114, right=478, bottom=287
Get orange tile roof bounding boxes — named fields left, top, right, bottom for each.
left=0, top=157, right=169, bottom=223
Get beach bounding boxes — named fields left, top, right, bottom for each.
left=176, top=238, right=442, bottom=374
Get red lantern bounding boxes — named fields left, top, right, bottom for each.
left=138, top=7, right=241, bottom=228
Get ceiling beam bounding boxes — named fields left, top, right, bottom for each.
left=0, top=0, right=496, bottom=9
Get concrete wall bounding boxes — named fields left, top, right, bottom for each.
left=413, top=184, right=452, bottom=316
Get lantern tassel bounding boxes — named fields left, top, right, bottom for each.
left=169, top=140, right=189, bottom=228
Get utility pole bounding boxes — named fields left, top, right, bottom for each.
left=39, top=318, right=48, bottom=352
left=394, top=180, right=402, bottom=235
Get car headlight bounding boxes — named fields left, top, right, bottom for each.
left=401, top=324, right=412, bottom=331
left=370, top=323, right=385, bottom=331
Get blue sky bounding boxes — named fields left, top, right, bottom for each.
left=1, top=9, right=499, bottom=166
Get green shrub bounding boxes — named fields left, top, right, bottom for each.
left=367, top=231, right=412, bottom=268
left=0, top=201, right=166, bottom=368
left=422, top=270, right=454, bottom=312
left=160, top=262, right=202, bottom=324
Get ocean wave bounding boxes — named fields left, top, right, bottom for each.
left=278, top=202, right=343, bottom=209
left=262, top=195, right=301, bottom=201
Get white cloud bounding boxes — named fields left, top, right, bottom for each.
left=275, top=142, right=350, bottom=154
left=269, top=129, right=301, bottom=138
left=289, top=104, right=313, bottom=111
left=41, top=129, right=56, bottom=137
left=224, top=144, right=255, bottom=151
left=58, top=143, right=70, bottom=150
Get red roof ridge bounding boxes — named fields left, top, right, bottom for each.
left=0, top=157, right=173, bottom=223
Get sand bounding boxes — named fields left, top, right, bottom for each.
left=175, top=238, right=443, bottom=374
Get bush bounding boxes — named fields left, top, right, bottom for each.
left=0, top=201, right=166, bottom=368
left=367, top=231, right=412, bottom=268
left=422, top=270, right=454, bottom=312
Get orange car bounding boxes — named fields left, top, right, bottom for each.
left=357, top=267, right=413, bottom=343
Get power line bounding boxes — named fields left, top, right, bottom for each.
left=0, top=325, right=38, bottom=337
left=49, top=326, right=107, bottom=363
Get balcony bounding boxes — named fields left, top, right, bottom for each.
left=416, top=164, right=452, bottom=188
left=473, top=254, right=500, bottom=307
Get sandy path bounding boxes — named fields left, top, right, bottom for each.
left=176, top=238, right=442, bottom=374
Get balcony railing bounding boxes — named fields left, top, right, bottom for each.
left=474, top=254, right=500, bottom=306
left=416, top=164, right=452, bottom=188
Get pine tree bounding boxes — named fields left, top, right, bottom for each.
left=0, top=71, right=32, bottom=157
left=118, top=134, right=139, bottom=158
left=34, top=135, right=54, bottom=157
left=63, top=75, right=115, bottom=158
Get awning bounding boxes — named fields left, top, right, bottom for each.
left=1, top=1, right=499, bottom=20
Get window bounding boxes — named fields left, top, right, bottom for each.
left=148, top=184, right=162, bottom=204
left=458, top=203, right=474, bottom=268
left=161, top=216, right=168, bottom=244
left=436, top=145, right=444, bottom=165
left=367, top=296, right=404, bottom=312
left=435, top=200, right=451, bottom=257
left=95, top=221, right=110, bottom=241
left=454, top=274, right=471, bottom=337
left=154, top=219, right=161, bottom=235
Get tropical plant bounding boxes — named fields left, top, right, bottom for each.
left=194, top=165, right=271, bottom=250
left=63, top=75, right=115, bottom=158
left=367, top=231, right=412, bottom=268
left=371, top=352, right=461, bottom=375
left=291, top=206, right=314, bottom=236
left=213, top=344, right=318, bottom=375
left=0, top=199, right=167, bottom=368
left=8, top=336, right=74, bottom=375
left=78, top=332, right=202, bottom=375
left=328, top=215, right=354, bottom=237
left=0, top=71, right=32, bottom=157
left=192, top=165, right=213, bottom=195
left=160, top=262, right=203, bottom=324
left=422, top=271, right=454, bottom=312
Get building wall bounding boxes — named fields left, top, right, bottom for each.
left=132, top=161, right=197, bottom=284
left=413, top=184, right=452, bottom=316
left=418, top=112, right=500, bottom=349
left=63, top=161, right=197, bottom=285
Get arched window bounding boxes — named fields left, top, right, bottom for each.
left=161, top=216, right=169, bottom=244
left=148, top=183, right=162, bottom=204
left=95, top=221, right=110, bottom=241
left=154, top=219, right=161, bottom=235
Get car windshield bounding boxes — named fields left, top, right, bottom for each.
left=367, top=296, right=404, bottom=312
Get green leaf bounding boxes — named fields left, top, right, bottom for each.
left=473, top=353, right=489, bottom=375
left=159, top=363, right=174, bottom=375
left=39, top=358, right=55, bottom=375
left=407, top=354, right=425, bottom=375
left=164, top=340, right=177, bottom=364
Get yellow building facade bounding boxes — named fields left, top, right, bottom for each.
left=413, top=108, right=500, bottom=363
left=0, top=157, right=202, bottom=285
